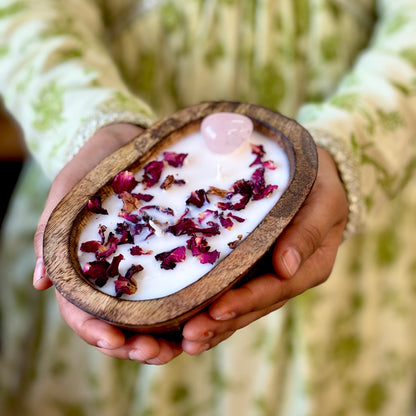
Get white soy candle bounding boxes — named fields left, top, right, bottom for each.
left=77, top=115, right=290, bottom=300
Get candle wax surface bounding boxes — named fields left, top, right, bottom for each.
left=78, top=130, right=290, bottom=300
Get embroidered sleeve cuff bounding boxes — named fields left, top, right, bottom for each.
left=305, top=127, right=363, bottom=240
left=69, top=109, right=155, bottom=163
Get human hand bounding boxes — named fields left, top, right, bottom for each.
left=33, top=123, right=183, bottom=364
left=181, top=147, right=349, bottom=354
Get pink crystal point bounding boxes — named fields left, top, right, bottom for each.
left=201, top=112, right=253, bottom=154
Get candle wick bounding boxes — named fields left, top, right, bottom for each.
left=149, top=219, right=164, bottom=237
left=216, top=162, right=224, bottom=181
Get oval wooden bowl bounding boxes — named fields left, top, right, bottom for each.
left=43, top=101, right=317, bottom=333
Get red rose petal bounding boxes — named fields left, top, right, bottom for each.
left=114, top=265, right=143, bottom=297
left=250, top=167, right=278, bottom=200
left=87, top=196, right=108, bottom=215
left=186, top=189, right=210, bottom=208
left=83, top=260, right=110, bottom=287
left=186, top=235, right=209, bottom=256
left=262, top=160, right=276, bottom=170
left=130, top=245, right=153, bottom=256
left=163, top=151, right=188, bottom=167
left=139, top=205, right=175, bottom=216
left=112, top=171, right=138, bottom=194
left=198, top=209, right=218, bottom=223
left=219, top=213, right=234, bottom=230
left=199, top=250, right=220, bottom=264
left=155, top=246, right=186, bottom=270
left=107, top=254, right=124, bottom=278
left=142, top=160, right=165, bottom=189
left=249, top=143, right=266, bottom=167
left=118, top=210, right=140, bottom=224
left=132, top=192, right=154, bottom=202
left=167, top=217, right=220, bottom=237
left=186, top=236, right=220, bottom=265
left=95, top=233, right=119, bottom=260
left=80, top=240, right=102, bottom=253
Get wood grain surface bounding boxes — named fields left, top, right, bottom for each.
left=43, top=101, right=317, bottom=333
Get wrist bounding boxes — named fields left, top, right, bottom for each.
left=60, top=123, right=144, bottom=186
left=307, top=128, right=363, bottom=239
left=84, top=123, right=144, bottom=160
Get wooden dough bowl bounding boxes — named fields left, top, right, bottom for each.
left=43, top=101, right=317, bottom=333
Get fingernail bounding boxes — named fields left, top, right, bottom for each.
left=282, top=247, right=301, bottom=277
left=211, top=310, right=236, bottom=321
left=97, top=339, right=115, bottom=350
left=198, top=343, right=210, bottom=354
left=145, top=357, right=163, bottom=365
left=129, top=349, right=146, bottom=361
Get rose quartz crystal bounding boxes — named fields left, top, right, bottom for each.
left=201, top=112, right=253, bottom=154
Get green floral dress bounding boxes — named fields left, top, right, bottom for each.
left=1, top=1, right=416, bottom=415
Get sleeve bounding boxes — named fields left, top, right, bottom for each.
left=0, top=0, right=156, bottom=179
left=297, top=0, right=416, bottom=239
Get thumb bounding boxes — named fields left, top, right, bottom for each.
left=33, top=214, right=54, bottom=290
left=272, top=214, right=324, bottom=280
left=272, top=148, right=348, bottom=279
left=33, top=175, right=70, bottom=290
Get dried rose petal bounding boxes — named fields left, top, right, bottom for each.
left=228, top=234, right=243, bottom=249
left=132, top=192, right=154, bottom=202
left=250, top=167, right=278, bottom=200
left=186, top=189, right=210, bottom=208
left=139, top=205, right=175, bottom=216
left=249, top=143, right=277, bottom=169
left=114, top=264, right=143, bottom=297
left=219, top=213, right=234, bottom=230
left=114, top=275, right=136, bottom=297
left=208, top=186, right=227, bottom=198
left=132, top=221, right=155, bottom=240
left=155, top=246, right=186, bottom=270
left=81, top=228, right=123, bottom=261
left=160, top=175, right=175, bottom=190
left=98, top=224, right=107, bottom=244
left=262, top=160, right=276, bottom=170
left=114, top=222, right=134, bottom=244
left=83, top=260, right=110, bottom=287
left=96, top=233, right=119, bottom=260
left=186, top=236, right=220, bottom=264
left=130, top=245, right=153, bottom=256
left=249, top=143, right=266, bottom=167
left=80, top=240, right=102, bottom=253
left=160, top=175, right=185, bottom=190
left=198, top=209, right=218, bottom=223
left=112, top=171, right=138, bottom=194
left=163, top=151, right=188, bottom=167
left=142, top=160, right=165, bottom=189
left=87, top=196, right=108, bottom=215
left=119, top=191, right=141, bottom=213
left=255, top=184, right=278, bottom=200
left=125, top=264, right=144, bottom=279
left=217, top=179, right=253, bottom=211
left=186, top=235, right=209, bottom=256
left=250, top=167, right=265, bottom=191
left=227, top=213, right=245, bottom=223
left=199, top=250, right=220, bottom=264
left=118, top=210, right=140, bottom=224
left=107, top=254, right=124, bottom=278
left=167, top=217, right=220, bottom=237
